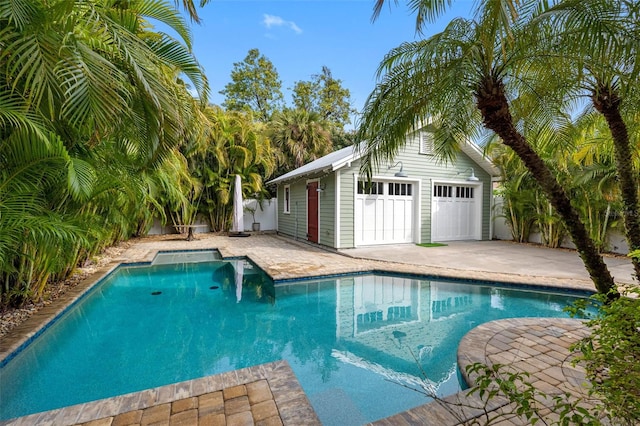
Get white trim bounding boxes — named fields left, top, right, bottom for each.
left=352, top=173, right=358, bottom=247
left=429, top=178, right=479, bottom=185
left=283, top=185, right=291, bottom=214
left=335, top=171, right=341, bottom=248
left=415, top=179, right=422, bottom=244
left=332, top=153, right=357, bottom=172
left=430, top=179, right=483, bottom=241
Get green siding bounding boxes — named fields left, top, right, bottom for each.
left=277, top=173, right=336, bottom=246
left=277, top=180, right=308, bottom=240
left=318, top=176, right=335, bottom=247
left=276, top=135, right=493, bottom=248
left=338, top=169, right=355, bottom=248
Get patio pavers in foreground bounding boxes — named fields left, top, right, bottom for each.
left=5, top=361, right=320, bottom=426
left=0, top=233, right=609, bottom=425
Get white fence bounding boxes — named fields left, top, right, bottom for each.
left=492, top=196, right=629, bottom=255
left=148, top=198, right=278, bottom=235
left=241, top=198, right=277, bottom=231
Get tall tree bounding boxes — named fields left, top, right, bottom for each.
left=535, top=0, right=640, bottom=282
left=292, top=66, right=356, bottom=132
left=221, top=49, right=284, bottom=122
left=359, top=0, right=618, bottom=296
left=270, top=108, right=332, bottom=173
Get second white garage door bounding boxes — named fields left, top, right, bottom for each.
left=431, top=183, right=481, bottom=241
left=355, top=180, right=415, bottom=246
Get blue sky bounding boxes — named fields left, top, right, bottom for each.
left=183, top=1, right=475, bottom=127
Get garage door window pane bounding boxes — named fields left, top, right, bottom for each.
left=389, top=183, right=413, bottom=197
left=358, top=180, right=384, bottom=195
left=454, top=186, right=475, bottom=199
left=435, top=184, right=453, bottom=198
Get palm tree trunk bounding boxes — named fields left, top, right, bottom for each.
left=592, top=85, right=640, bottom=282
left=476, top=75, right=617, bottom=297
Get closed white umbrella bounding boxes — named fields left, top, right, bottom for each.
left=230, top=174, right=249, bottom=237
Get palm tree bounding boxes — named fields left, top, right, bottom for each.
left=0, top=0, right=208, bottom=306
left=270, top=108, right=332, bottom=172
left=189, top=106, right=276, bottom=231
left=534, top=0, right=640, bottom=282
left=490, top=115, right=626, bottom=251
left=358, top=0, right=617, bottom=296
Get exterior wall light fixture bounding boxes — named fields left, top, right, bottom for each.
left=390, top=161, right=408, bottom=178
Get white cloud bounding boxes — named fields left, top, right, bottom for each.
left=263, top=14, right=303, bottom=34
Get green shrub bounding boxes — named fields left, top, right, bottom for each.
left=569, top=288, right=640, bottom=424
left=459, top=290, right=640, bottom=425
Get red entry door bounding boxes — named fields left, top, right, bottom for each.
left=307, top=182, right=319, bottom=243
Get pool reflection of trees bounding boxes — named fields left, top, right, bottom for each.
left=206, top=262, right=338, bottom=380
left=211, top=260, right=276, bottom=305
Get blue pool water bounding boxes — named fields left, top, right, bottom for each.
left=0, top=258, right=594, bottom=424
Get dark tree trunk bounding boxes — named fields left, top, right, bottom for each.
left=592, top=83, right=640, bottom=283
left=476, top=75, right=618, bottom=297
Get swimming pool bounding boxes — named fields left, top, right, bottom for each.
left=0, top=256, right=593, bottom=424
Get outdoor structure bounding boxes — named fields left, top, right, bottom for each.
left=268, top=128, right=499, bottom=248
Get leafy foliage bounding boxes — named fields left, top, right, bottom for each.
left=220, top=48, right=284, bottom=122
left=534, top=0, right=640, bottom=282
left=358, top=0, right=617, bottom=295
left=463, top=362, right=602, bottom=425
left=491, top=115, right=630, bottom=252
left=0, top=0, right=208, bottom=307
left=187, top=106, right=276, bottom=231
left=569, top=288, right=640, bottom=424
left=292, top=66, right=356, bottom=132
left=269, top=108, right=332, bottom=175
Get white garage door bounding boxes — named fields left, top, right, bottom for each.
left=431, top=183, right=481, bottom=241
left=355, top=180, right=415, bottom=246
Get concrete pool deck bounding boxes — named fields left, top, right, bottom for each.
left=1, top=233, right=635, bottom=425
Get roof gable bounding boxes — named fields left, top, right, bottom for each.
left=267, top=136, right=498, bottom=185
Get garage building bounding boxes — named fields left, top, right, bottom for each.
left=267, top=128, right=499, bottom=249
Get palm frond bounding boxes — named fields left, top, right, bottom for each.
left=138, top=0, right=194, bottom=49
left=0, top=0, right=40, bottom=30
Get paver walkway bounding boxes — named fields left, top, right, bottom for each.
left=372, top=318, right=594, bottom=425
left=1, top=233, right=616, bottom=425
left=4, top=361, right=320, bottom=426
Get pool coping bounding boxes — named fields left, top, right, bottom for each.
left=0, top=360, right=320, bottom=426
